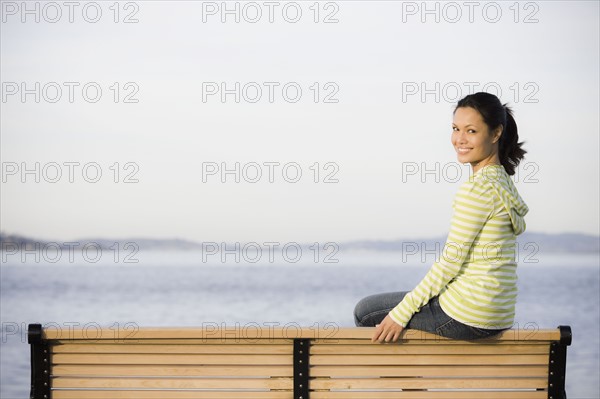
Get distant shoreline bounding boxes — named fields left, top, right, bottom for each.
left=1, top=231, right=598, bottom=253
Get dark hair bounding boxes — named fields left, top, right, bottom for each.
left=454, top=92, right=526, bottom=176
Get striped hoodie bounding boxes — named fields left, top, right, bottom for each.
left=390, top=164, right=529, bottom=330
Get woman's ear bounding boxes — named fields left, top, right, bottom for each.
left=492, top=126, right=503, bottom=144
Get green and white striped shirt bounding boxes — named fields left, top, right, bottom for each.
left=390, top=164, right=529, bottom=330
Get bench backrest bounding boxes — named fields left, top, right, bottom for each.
left=28, top=324, right=571, bottom=399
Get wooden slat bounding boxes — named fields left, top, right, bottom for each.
left=52, top=364, right=293, bottom=377
left=52, top=377, right=293, bottom=389
left=52, top=353, right=292, bottom=365
left=310, top=365, right=548, bottom=378
left=52, top=338, right=554, bottom=347
left=42, top=327, right=561, bottom=341
left=312, top=339, right=553, bottom=345
left=311, top=354, right=549, bottom=366
left=55, top=338, right=294, bottom=345
left=52, top=390, right=547, bottom=399
left=53, top=391, right=293, bottom=399
left=52, top=364, right=548, bottom=379
left=52, top=344, right=292, bottom=354
left=53, top=343, right=548, bottom=356
left=44, top=327, right=340, bottom=341
left=310, top=392, right=547, bottom=399
left=310, top=377, right=547, bottom=390
left=311, top=344, right=549, bottom=355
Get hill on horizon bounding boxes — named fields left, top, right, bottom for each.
left=1, top=231, right=598, bottom=253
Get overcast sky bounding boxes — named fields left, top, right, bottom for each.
left=1, top=1, right=598, bottom=243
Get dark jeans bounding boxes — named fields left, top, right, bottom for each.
left=353, top=291, right=507, bottom=340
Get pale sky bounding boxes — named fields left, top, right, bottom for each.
left=1, top=0, right=598, bottom=243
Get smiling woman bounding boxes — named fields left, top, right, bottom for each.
left=453, top=92, right=527, bottom=176
left=453, top=106, right=503, bottom=174
left=355, top=92, right=530, bottom=343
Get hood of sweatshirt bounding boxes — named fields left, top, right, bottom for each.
left=474, top=164, right=529, bottom=235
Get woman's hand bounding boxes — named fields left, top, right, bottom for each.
left=372, top=314, right=404, bottom=343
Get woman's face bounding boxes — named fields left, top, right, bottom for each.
left=452, top=106, right=502, bottom=172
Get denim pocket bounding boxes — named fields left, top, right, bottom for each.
left=466, top=325, right=493, bottom=339
left=435, top=318, right=465, bottom=339
left=468, top=325, right=507, bottom=339
left=436, top=319, right=504, bottom=340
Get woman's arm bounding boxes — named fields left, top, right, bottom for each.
left=389, top=177, right=495, bottom=329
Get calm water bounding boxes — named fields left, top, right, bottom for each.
left=1, top=250, right=598, bottom=398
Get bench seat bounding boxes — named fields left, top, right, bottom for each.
left=28, top=324, right=571, bottom=399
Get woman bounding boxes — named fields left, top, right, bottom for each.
left=354, top=92, right=529, bottom=343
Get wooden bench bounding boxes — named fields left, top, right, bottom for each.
left=28, top=323, right=571, bottom=399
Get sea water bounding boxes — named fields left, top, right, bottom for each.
left=1, top=250, right=598, bottom=398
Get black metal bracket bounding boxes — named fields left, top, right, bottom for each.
left=28, top=324, right=51, bottom=399
left=547, top=325, right=572, bottom=399
left=293, top=339, right=310, bottom=399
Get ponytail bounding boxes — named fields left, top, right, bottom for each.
left=455, top=92, right=527, bottom=176
left=498, top=104, right=527, bottom=175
